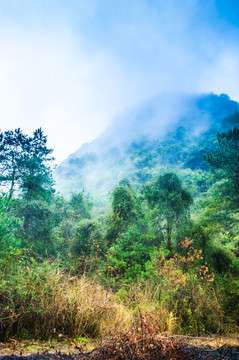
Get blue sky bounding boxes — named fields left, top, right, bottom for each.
left=0, top=0, right=239, bottom=162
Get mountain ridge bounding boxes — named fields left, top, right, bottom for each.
left=54, top=92, right=239, bottom=197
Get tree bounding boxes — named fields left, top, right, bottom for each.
left=144, top=173, right=192, bottom=251
left=17, top=199, right=55, bottom=255
left=0, top=194, right=20, bottom=253
left=112, top=186, right=134, bottom=221
left=18, top=128, right=55, bottom=201
left=0, top=128, right=55, bottom=253
left=72, top=219, right=102, bottom=257
left=106, top=180, right=146, bottom=246
left=69, top=191, right=92, bottom=220
left=206, top=127, right=239, bottom=201
left=0, top=129, right=26, bottom=197
left=71, top=219, right=103, bottom=274
left=102, top=225, right=151, bottom=282
left=0, top=128, right=54, bottom=201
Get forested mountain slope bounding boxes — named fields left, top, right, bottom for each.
left=54, top=93, right=239, bottom=197
left=1, top=93, right=239, bottom=339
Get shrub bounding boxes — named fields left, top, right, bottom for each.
left=146, top=238, right=223, bottom=335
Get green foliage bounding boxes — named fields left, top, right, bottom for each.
left=146, top=239, right=222, bottom=334
left=12, top=199, right=55, bottom=255
left=144, top=173, right=193, bottom=251
left=102, top=225, right=152, bottom=285
left=0, top=195, right=21, bottom=252
left=72, top=219, right=103, bottom=257
left=69, top=191, right=93, bottom=220
left=105, top=181, right=146, bottom=246
left=0, top=128, right=54, bottom=201
left=112, top=186, right=134, bottom=221
left=206, top=126, right=239, bottom=204
left=220, top=274, right=239, bottom=330
left=71, top=219, right=103, bottom=274
left=55, top=93, right=239, bottom=197
left=19, top=129, right=55, bottom=201
left=1, top=119, right=239, bottom=339
left=0, top=129, right=26, bottom=196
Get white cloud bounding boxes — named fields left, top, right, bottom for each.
left=0, top=26, right=135, bottom=163
left=198, top=49, right=239, bottom=100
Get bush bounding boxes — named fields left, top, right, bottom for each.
left=145, top=239, right=223, bottom=335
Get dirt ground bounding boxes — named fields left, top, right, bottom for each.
left=0, top=338, right=94, bottom=357
left=0, top=335, right=238, bottom=359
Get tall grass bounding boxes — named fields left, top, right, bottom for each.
left=114, top=279, right=224, bottom=335
left=0, top=251, right=132, bottom=340
left=0, top=249, right=235, bottom=341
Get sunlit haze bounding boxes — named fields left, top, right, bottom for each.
left=0, top=0, right=239, bottom=163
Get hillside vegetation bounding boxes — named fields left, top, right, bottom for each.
left=0, top=93, right=239, bottom=341
left=55, top=93, right=239, bottom=199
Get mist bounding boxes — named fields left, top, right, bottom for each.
left=0, top=1, right=239, bottom=163
left=54, top=92, right=239, bottom=200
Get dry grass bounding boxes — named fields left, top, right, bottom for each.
left=0, top=261, right=132, bottom=340
left=115, top=283, right=180, bottom=334
left=54, top=276, right=132, bottom=339
left=0, top=257, right=235, bottom=342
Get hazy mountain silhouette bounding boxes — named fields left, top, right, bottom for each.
left=54, top=92, right=239, bottom=197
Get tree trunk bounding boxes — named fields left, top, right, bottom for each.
left=166, top=219, right=172, bottom=252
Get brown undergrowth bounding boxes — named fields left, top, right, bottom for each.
left=83, top=313, right=239, bottom=360
left=0, top=316, right=238, bottom=359
left=0, top=259, right=132, bottom=340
